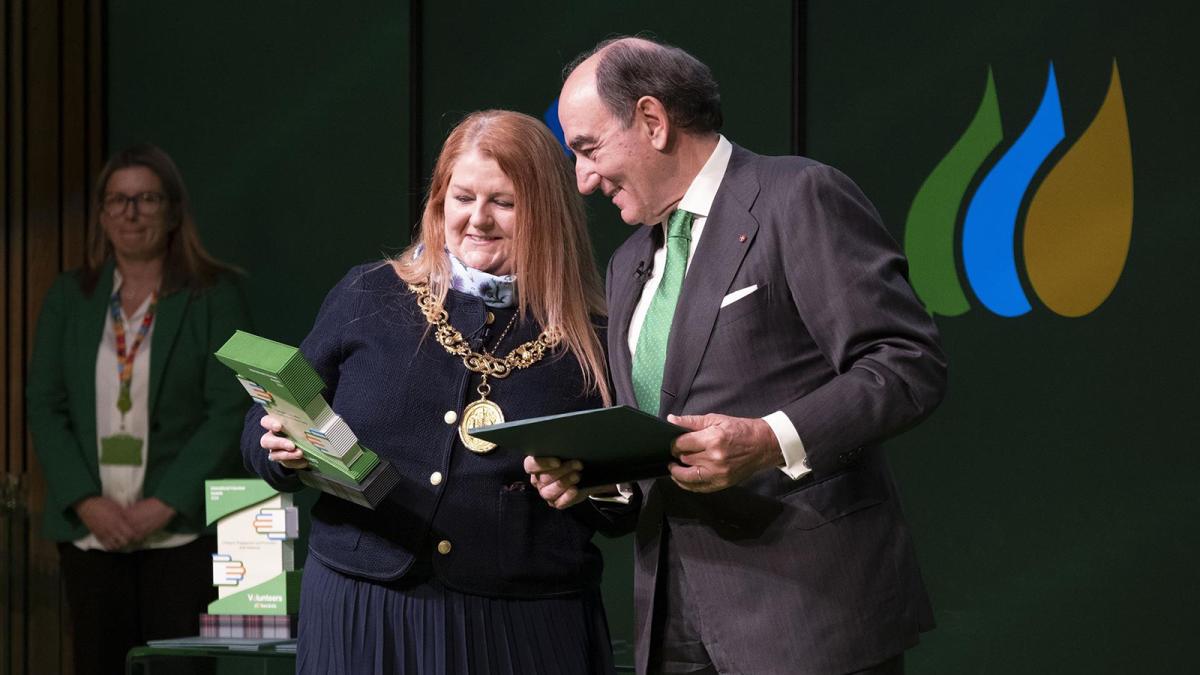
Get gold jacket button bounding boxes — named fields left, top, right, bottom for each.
left=430, top=471, right=443, bottom=486
left=444, top=410, right=457, bottom=425
left=437, top=540, right=452, bottom=555
left=485, top=311, right=496, bottom=325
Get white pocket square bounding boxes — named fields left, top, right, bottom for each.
left=720, top=284, right=759, bottom=308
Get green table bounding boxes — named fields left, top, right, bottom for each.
left=127, top=641, right=635, bottom=673
left=126, top=643, right=295, bottom=675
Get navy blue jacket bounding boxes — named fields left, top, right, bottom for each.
left=242, top=263, right=632, bottom=598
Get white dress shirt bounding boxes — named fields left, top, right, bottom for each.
left=627, top=135, right=811, bottom=479
left=77, top=270, right=196, bottom=551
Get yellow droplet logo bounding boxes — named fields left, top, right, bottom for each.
left=1024, top=60, right=1134, bottom=317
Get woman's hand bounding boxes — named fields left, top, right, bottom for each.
left=525, top=456, right=588, bottom=509
left=74, top=495, right=136, bottom=551
left=259, top=415, right=309, bottom=470
left=126, top=497, right=176, bottom=542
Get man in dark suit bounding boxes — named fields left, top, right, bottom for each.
left=527, top=36, right=947, bottom=675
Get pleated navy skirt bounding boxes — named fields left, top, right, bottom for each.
left=297, top=555, right=616, bottom=675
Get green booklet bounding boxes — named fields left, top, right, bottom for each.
left=471, top=405, right=685, bottom=487
left=204, top=479, right=299, bottom=616
left=215, top=330, right=399, bottom=509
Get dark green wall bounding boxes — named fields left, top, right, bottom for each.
left=808, top=2, right=1200, bottom=672
left=108, top=0, right=412, bottom=345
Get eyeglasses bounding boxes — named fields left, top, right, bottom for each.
left=101, top=192, right=168, bottom=217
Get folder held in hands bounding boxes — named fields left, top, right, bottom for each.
left=470, top=405, right=685, bottom=487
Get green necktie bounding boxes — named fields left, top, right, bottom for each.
left=632, top=209, right=695, bottom=415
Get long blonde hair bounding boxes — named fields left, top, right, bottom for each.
left=394, top=110, right=610, bottom=405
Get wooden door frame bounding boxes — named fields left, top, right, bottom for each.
left=2, top=1, right=106, bottom=674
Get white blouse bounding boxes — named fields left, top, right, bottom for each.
left=75, top=270, right=196, bottom=551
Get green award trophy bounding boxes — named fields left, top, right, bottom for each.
left=215, top=330, right=399, bottom=509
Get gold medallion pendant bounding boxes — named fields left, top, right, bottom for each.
left=408, top=281, right=560, bottom=455
left=459, top=396, right=504, bottom=454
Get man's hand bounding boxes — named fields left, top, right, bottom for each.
left=74, top=496, right=136, bottom=551
left=126, top=497, right=176, bottom=542
left=667, top=413, right=783, bottom=493
left=524, top=456, right=617, bottom=509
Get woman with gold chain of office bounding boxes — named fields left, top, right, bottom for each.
left=242, top=110, right=633, bottom=675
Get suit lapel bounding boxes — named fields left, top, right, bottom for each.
left=609, top=226, right=660, bottom=407
left=659, top=146, right=761, bottom=415
left=148, top=287, right=189, bottom=418
left=78, top=264, right=115, bottom=452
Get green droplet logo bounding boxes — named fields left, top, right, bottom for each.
left=905, top=68, right=1003, bottom=317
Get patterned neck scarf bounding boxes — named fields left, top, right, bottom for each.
left=412, top=244, right=517, bottom=308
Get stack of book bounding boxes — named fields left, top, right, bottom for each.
left=216, top=330, right=399, bottom=509
left=199, top=613, right=298, bottom=639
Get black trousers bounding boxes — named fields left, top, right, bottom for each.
left=647, top=525, right=905, bottom=675
left=57, top=536, right=217, bottom=675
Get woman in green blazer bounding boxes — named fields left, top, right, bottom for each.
left=26, top=144, right=251, bottom=675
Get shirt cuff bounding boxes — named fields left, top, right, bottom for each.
left=589, top=483, right=634, bottom=504
left=763, top=411, right=811, bottom=480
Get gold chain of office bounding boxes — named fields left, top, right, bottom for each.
left=408, top=281, right=560, bottom=378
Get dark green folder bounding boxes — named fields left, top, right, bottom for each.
left=471, top=405, right=686, bottom=487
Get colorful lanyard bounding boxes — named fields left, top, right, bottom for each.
left=109, top=288, right=158, bottom=426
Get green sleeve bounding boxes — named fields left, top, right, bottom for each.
left=151, top=277, right=254, bottom=529
left=26, top=275, right=101, bottom=522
